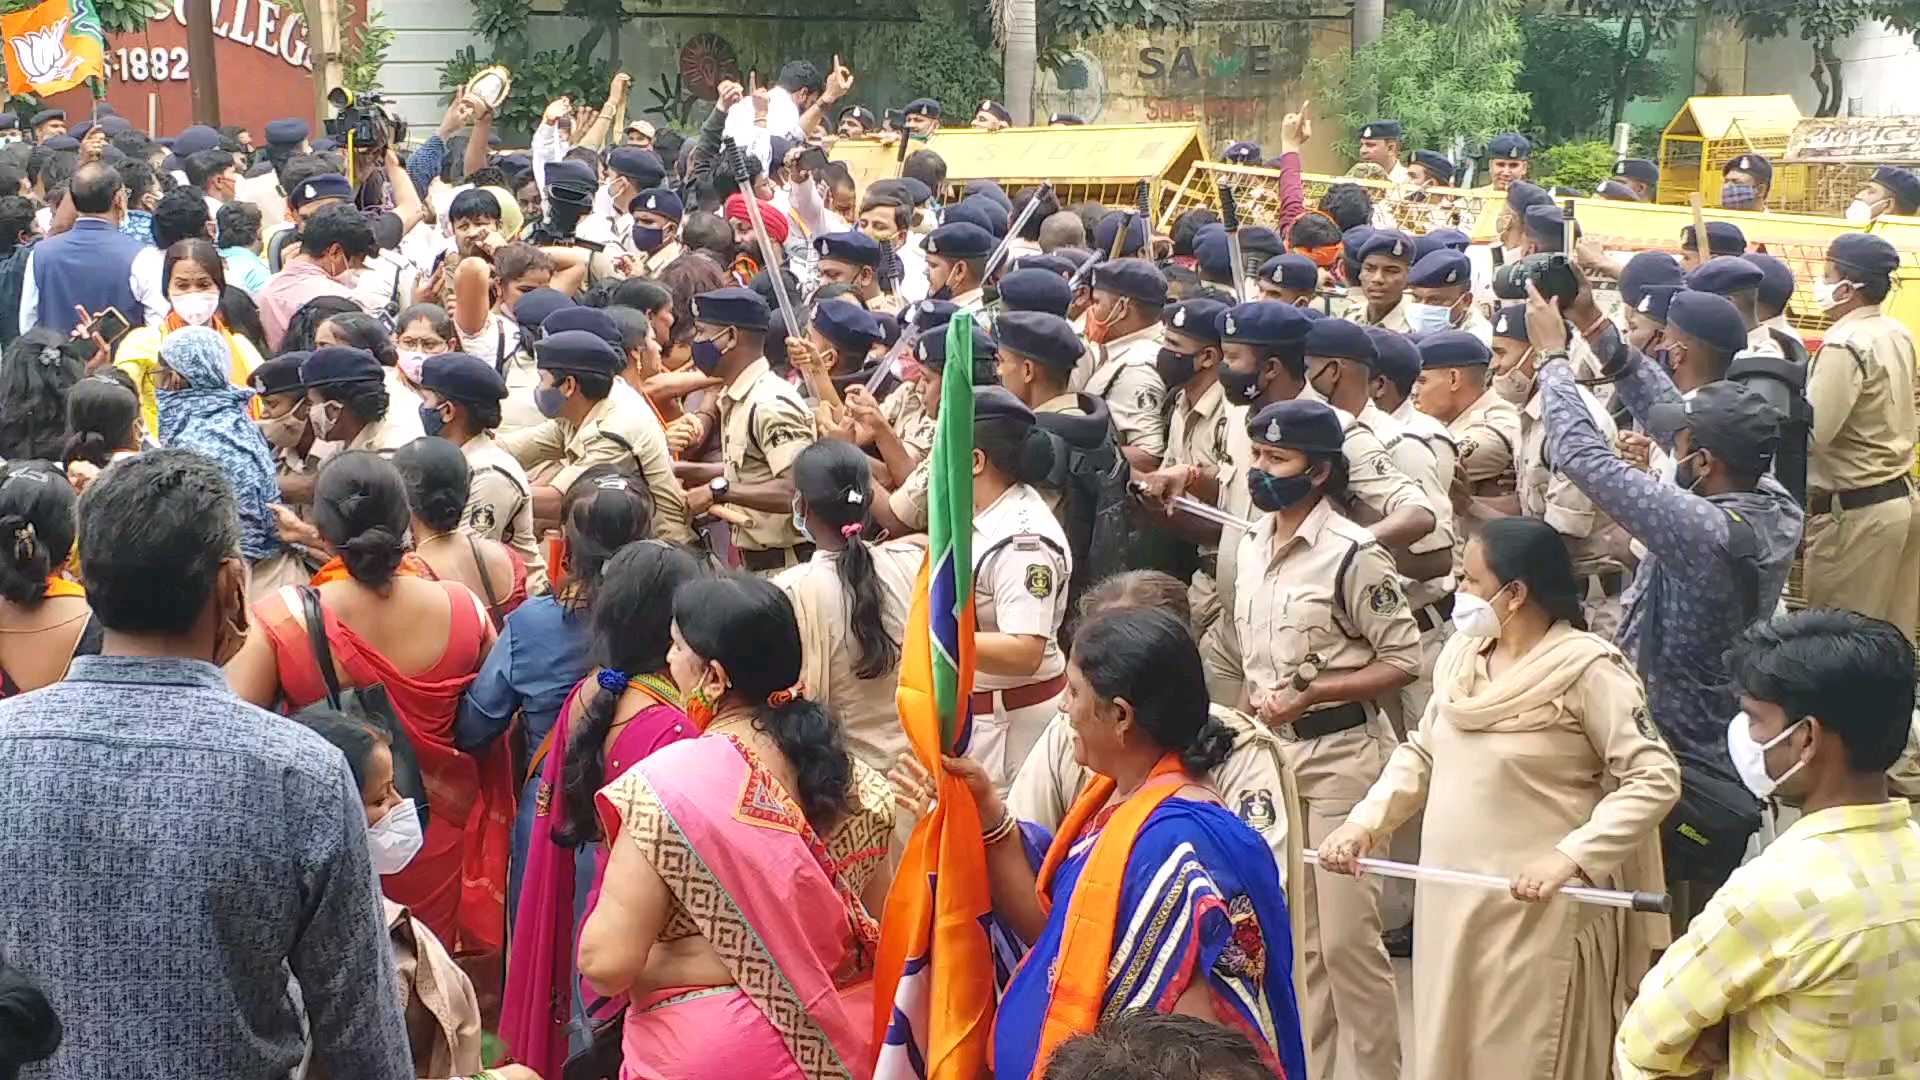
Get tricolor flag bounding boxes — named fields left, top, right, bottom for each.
left=1, top=0, right=105, bottom=96
left=872, top=312, right=995, bottom=1079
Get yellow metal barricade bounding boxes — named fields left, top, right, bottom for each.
left=1656, top=95, right=1804, bottom=209
left=1156, top=159, right=1505, bottom=242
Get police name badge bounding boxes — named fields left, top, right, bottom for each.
left=1237, top=789, right=1277, bottom=831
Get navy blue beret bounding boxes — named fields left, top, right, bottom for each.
left=42, top=135, right=78, bottom=152
left=1093, top=211, right=1149, bottom=258
left=289, top=173, right=353, bottom=210
left=544, top=306, right=622, bottom=348
left=536, top=329, right=623, bottom=377
left=897, top=176, right=934, bottom=206
left=1665, top=290, right=1749, bottom=355
left=1220, top=301, right=1312, bottom=347
left=1685, top=255, right=1764, bottom=296
left=1724, top=153, right=1772, bottom=184
left=311, top=137, right=339, bottom=153
left=1370, top=329, right=1424, bottom=383
left=420, top=352, right=508, bottom=402
left=1225, top=141, right=1264, bottom=163
left=607, top=146, right=665, bottom=187
left=911, top=300, right=960, bottom=333
left=1746, top=254, right=1796, bottom=311
left=0, top=116, right=17, bottom=132
left=29, top=109, right=63, bottom=127
left=993, top=310, right=1080, bottom=371
left=917, top=321, right=998, bottom=370
left=300, top=346, right=382, bottom=390
left=1595, top=180, right=1639, bottom=200
left=633, top=187, right=683, bottom=220
left=1091, top=258, right=1169, bottom=306
left=904, top=98, right=942, bottom=118
left=265, top=118, right=309, bottom=147
left=1416, top=328, right=1492, bottom=369
left=838, top=105, right=877, bottom=130
left=173, top=124, right=223, bottom=158
left=1412, top=150, right=1455, bottom=184
left=964, top=180, right=1011, bottom=211
left=1012, top=253, right=1076, bottom=278
left=1164, top=298, right=1229, bottom=343
left=944, top=196, right=1009, bottom=239
left=814, top=230, right=882, bottom=267
left=692, top=286, right=772, bottom=331
left=1196, top=231, right=1234, bottom=282
left=1524, top=204, right=1578, bottom=246
left=1487, top=133, right=1531, bottom=160
left=1506, top=181, right=1552, bottom=214
left=1260, top=253, right=1319, bottom=292
left=1408, top=249, right=1471, bottom=289
left=1304, top=318, right=1376, bottom=364
left=512, top=288, right=576, bottom=329
left=544, top=159, right=597, bottom=194
left=1830, top=232, right=1901, bottom=277
left=975, top=387, right=1034, bottom=428
left=1872, top=165, right=1920, bottom=209
left=1492, top=304, right=1528, bottom=343
left=1249, top=399, right=1343, bottom=453
left=1632, top=284, right=1680, bottom=324
left=1241, top=226, right=1283, bottom=255
left=1414, top=229, right=1471, bottom=262
left=249, top=354, right=307, bottom=396
left=69, top=121, right=93, bottom=141
left=1341, top=225, right=1375, bottom=268
left=1358, top=120, right=1402, bottom=141
left=1619, top=251, right=1685, bottom=307
left=1681, top=220, right=1747, bottom=256
left=998, top=267, right=1072, bottom=317
left=1613, top=158, right=1659, bottom=185
left=813, top=299, right=883, bottom=354
left=99, top=116, right=132, bottom=136
left=925, top=222, right=995, bottom=259
left=1049, top=112, right=1086, bottom=126
left=1357, top=229, right=1415, bottom=264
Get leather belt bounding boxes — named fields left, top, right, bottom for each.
left=1414, top=593, right=1456, bottom=634
left=970, top=673, right=1068, bottom=716
left=1807, top=476, right=1913, bottom=518
left=1292, top=701, right=1370, bottom=740
left=1584, top=569, right=1627, bottom=598
left=739, top=542, right=816, bottom=571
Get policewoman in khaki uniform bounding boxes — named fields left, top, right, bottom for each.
left=1234, top=398, right=1418, bottom=1080
left=1804, top=232, right=1920, bottom=640
left=416, top=351, right=548, bottom=592
left=677, top=287, right=820, bottom=574
left=498, top=307, right=692, bottom=543
left=967, top=386, right=1073, bottom=792
left=1082, top=258, right=1171, bottom=468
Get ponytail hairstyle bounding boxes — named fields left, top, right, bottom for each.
left=0, top=462, right=76, bottom=606
left=62, top=376, right=140, bottom=469
left=312, top=450, right=411, bottom=586
left=558, top=464, right=655, bottom=614
left=1476, top=516, right=1587, bottom=631
left=555, top=540, right=707, bottom=847
left=792, top=438, right=899, bottom=679
left=0, top=950, right=61, bottom=1079
left=1072, top=607, right=1233, bottom=774
left=673, top=575, right=853, bottom=832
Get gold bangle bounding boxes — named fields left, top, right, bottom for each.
left=982, top=810, right=1018, bottom=845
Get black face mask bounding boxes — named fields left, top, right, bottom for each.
left=1218, top=358, right=1262, bottom=403
left=1154, top=346, right=1200, bottom=390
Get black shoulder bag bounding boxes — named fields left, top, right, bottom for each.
left=299, top=586, right=431, bottom=829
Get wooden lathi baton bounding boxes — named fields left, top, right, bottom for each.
left=1303, top=850, right=1673, bottom=913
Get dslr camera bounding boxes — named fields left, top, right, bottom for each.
left=1492, top=252, right=1580, bottom=306
left=325, top=87, right=406, bottom=151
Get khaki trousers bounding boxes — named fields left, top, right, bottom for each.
left=1285, top=723, right=1402, bottom=1080
left=1803, top=491, right=1920, bottom=645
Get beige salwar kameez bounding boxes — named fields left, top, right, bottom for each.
left=1344, top=623, right=1680, bottom=1080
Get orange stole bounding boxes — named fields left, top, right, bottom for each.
left=42, top=576, right=85, bottom=599
left=310, top=552, right=436, bottom=586
left=1029, top=752, right=1189, bottom=1074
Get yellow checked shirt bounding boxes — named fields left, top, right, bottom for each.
left=1615, top=800, right=1920, bottom=1080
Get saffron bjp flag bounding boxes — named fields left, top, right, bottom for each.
left=1, top=0, right=105, bottom=96
left=872, top=312, right=996, bottom=1080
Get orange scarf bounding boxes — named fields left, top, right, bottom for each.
left=43, top=576, right=84, bottom=599
left=309, top=552, right=436, bottom=586
left=1030, top=752, right=1189, bottom=1070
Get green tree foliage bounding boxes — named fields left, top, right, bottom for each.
left=1532, top=140, right=1618, bottom=191
left=1035, top=0, right=1195, bottom=67
left=1565, top=0, right=1692, bottom=129
left=898, top=7, right=1004, bottom=122
left=439, top=45, right=614, bottom=138
left=1519, top=15, right=1670, bottom=141
left=1309, top=9, right=1531, bottom=157
left=1712, top=0, right=1920, bottom=116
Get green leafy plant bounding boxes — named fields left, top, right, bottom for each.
left=1045, top=0, right=1194, bottom=39
left=897, top=8, right=1004, bottom=123
left=439, top=45, right=614, bottom=138
left=1518, top=15, right=1670, bottom=143
left=468, top=0, right=528, bottom=53
left=1532, top=140, right=1618, bottom=193
left=1566, top=0, right=1692, bottom=129
left=339, top=11, right=393, bottom=95
left=1309, top=9, right=1531, bottom=156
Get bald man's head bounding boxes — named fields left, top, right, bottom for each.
left=69, top=161, right=124, bottom=215
left=1038, top=210, right=1086, bottom=253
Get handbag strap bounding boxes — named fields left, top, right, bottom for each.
left=299, top=586, right=346, bottom=710
left=467, top=531, right=499, bottom=607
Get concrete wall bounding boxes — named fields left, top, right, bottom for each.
left=375, top=0, right=485, bottom=132
left=1738, top=18, right=1920, bottom=117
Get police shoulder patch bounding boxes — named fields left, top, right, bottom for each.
left=1632, top=705, right=1662, bottom=743
left=1025, top=563, right=1055, bottom=599
left=467, top=504, right=497, bottom=534
left=1236, top=788, right=1277, bottom=831
left=1365, top=579, right=1405, bottom=616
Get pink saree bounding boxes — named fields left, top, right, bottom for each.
left=500, top=674, right=693, bottom=1079
left=594, top=734, right=881, bottom=1080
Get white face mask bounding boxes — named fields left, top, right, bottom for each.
left=1727, top=712, right=1807, bottom=800
left=1405, top=301, right=1455, bottom=334
left=312, top=400, right=343, bottom=441
left=367, top=798, right=425, bottom=875
left=1812, top=279, right=1852, bottom=313
left=171, top=289, right=220, bottom=326
left=1492, top=363, right=1534, bottom=405
left=1844, top=199, right=1878, bottom=224
left=1450, top=584, right=1510, bottom=638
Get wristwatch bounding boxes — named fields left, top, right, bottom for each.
left=708, top=476, right=730, bottom=504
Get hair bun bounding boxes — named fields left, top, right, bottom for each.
left=340, top=525, right=406, bottom=584
left=1179, top=713, right=1237, bottom=774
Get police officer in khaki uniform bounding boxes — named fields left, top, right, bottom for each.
left=628, top=187, right=686, bottom=278
left=968, top=387, right=1073, bottom=790
left=1257, top=253, right=1321, bottom=306
left=1343, top=230, right=1416, bottom=332
left=299, top=347, right=426, bottom=465
left=1236, top=398, right=1416, bottom=1080
left=678, top=287, right=820, bottom=573
left=1157, top=298, right=1235, bottom=640
left=417, top=351, right=549, bottom=592
left=923, top=221, right=995, bottom=313
left=499, top=308, right=693, bottom=544
left=871, top=317, right=996, bottom=535
left=1804, top=232, right=1920, bottom=639
left=1405, top=248, right=1491, bottom=343
left=1082, top=258, right=1171, bottom=468
left=1417, top=315, right=1521, bottom=565
left=249, top=355, right=324, bottom=512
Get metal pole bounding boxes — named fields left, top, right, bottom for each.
left=308, top=0, right=336, bottom=134
left=185, top=0, right=220, bottom=126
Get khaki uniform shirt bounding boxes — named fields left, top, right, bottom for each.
left=1808, top=304, right=1918, bottom=492
left=1458, top=305, right=1493, bottom=346
left=717, top=358, right=817, bottom=552
left=1345, top=292, right=1413, bottom=332
left=889, top=455, right=931, bottom=533
left=460, top=433, right=547, bottom=592
left=1356, top=402, right=1454, bottom=560
left=1234, top=497, right=1423, bottom=728
left=972, top=483, right=1072, bottom=693
left=1084, top=324, right=1169, bottom=458
left=880, top=380, right=927, bottom=453
left=500, top=381, right=694, bottom=543
left=1166, top=379, right=1231, bottom=474
left=1334, top=403, right=1437, bottom=532
left=1520, top=381, right=1620, bottom=573
left=345, top=409, right=425, bottom=454
left=637, top=240, right=684, bottom=278
left=1448, top=388, right=1521, bottom=492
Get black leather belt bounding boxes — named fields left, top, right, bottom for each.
left=1584, top=569, right=1627, bottom=598
left=1292, top=701, right=1370, bottom=740
left=1414, top=593, right=1456, bottom=633
left=1807, top=476, right=1913, bottom=518
left=739, top=542, right=816, bottom=571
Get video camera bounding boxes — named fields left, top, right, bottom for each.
left=325, top=87, right=405, bottom=152
left=1492, top=253, right=1580, bottom=307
